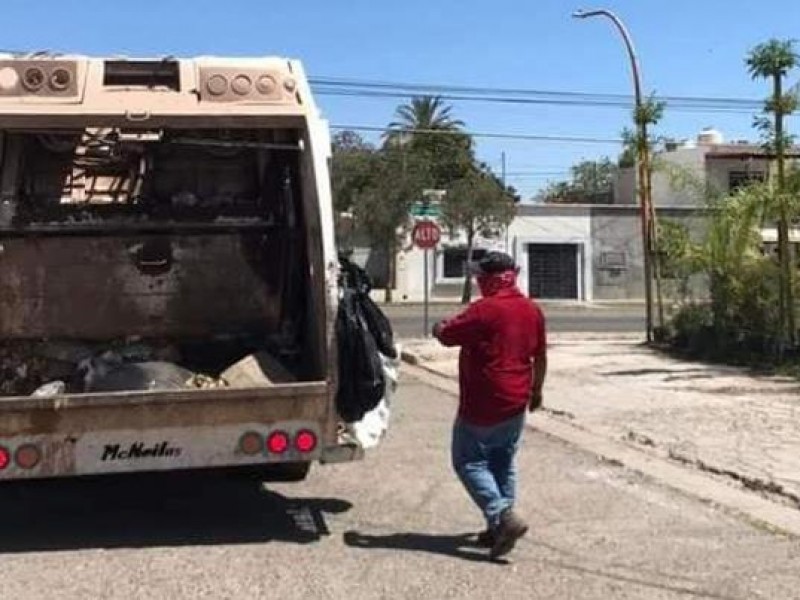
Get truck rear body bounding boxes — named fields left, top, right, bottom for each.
left=0, top=55, right=356, bottom=480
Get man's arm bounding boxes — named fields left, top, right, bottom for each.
left=529, top=353, right=547, bottom=412
left=433, top=304, right=483, bottom=347
left=529, top=307, right=548, bottom=412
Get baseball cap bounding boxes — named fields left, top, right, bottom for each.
left=468, top=251, right=517, bottom=275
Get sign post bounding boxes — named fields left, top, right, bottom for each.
left=412, top=220, right=442, bottom=337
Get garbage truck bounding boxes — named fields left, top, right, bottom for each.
left=0, top=53, right=396, bottom=481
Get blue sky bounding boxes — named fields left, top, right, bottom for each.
left=4, top=0, right=800, bottom=198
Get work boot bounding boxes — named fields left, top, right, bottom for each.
left=476, top=528, right=495, bottom=548
left=490, top=509, right=528, bottom=560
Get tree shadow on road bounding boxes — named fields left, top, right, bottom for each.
left=0, top=472, right=351, bottom=554
left=343, top=530, right=497, bottom=564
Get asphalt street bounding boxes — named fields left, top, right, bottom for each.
left=384, top=303, right=646, bottom=339
left=2, top=375, right=799, bottom=599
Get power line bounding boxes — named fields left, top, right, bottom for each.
left=330, top=124, right=623, bottom=144
left=310, top=75, right=767, bottom=113
left=311, top=75, right=761, bottom=105
left=316, top=87, right=757, bottom=114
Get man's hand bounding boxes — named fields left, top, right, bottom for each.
left=528, top=389, right=543, bottom=412
left=432, top=320, right=445, bottom=341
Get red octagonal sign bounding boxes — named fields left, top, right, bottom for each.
left=412, top=221, right=441, bottom=249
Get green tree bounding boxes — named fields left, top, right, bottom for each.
left=331, top=131, right=377, bottom=213
left=330, top=131, right=379, bottom=251
left=746, top=38, right=799, bottom=348
left=386, top=95, right=474, bottom=187
left=387, top=96, right=465, bottom=133
left=539, top=158, right=617, bottom=204
left=668, top=183, right=782, bottom=358
left=440, top=169, right=517, bottom=303
left=351, top=147, right=432, bottom=302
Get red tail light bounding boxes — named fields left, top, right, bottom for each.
left=266, top=431, right=289, bottom=454
left=295, top=430, right=318, bottom=453
left=0, top=446, right=10, bottom=470
left=14, top=444, right=40, bottom=469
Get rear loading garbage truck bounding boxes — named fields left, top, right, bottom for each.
left=0, top=54, right=394, bottom=481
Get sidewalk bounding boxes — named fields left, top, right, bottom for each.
left=401, top=335, right=800, bottom=510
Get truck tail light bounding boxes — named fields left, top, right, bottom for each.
left=238, top=432, right=263, bottom=456
left=14, top=444, right=41, bottom=469
left=0, top=446, right=10, bottom=470
left=295, top=430, right=318, bottom=453
left=266, top=431, right=289, bottom=454
left=49, top=68, right=72, bottom=91
left=22, top=67, right=45, bottom=92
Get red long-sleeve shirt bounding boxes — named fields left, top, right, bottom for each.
left=436, top=288, right=546, bottom=426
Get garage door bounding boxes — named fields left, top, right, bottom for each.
left=527, top=244, right=579, bottom=299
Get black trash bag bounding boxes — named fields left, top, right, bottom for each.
left=360, top=295, right=397, bottom=359
left=338, top=255, right=397, bottom=359
left=335, top=288, right=385, bottom=423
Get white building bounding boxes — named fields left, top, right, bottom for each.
left=383, top=204, right=702, bottom=303
left=614, top=127, right=798, bottom=207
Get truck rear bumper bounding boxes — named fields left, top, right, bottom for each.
left=0, top=382, right=348, bottom=480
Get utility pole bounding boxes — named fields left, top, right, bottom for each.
left=775, top=73, right=795, bottom=346
left=502, top=151, right=510, bottom=253
left=573, top=8, right=656, bottom=342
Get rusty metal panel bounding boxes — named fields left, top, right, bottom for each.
left=0, top=383, right=329, bottom=436
left=0, top=233, right=286, bottom=338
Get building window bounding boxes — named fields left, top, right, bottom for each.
left=728, top=170, right=765, bottom=192
left=441, top=247, right=488, bottom=279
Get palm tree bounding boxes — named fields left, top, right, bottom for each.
left=385, top=96, right=464, bottom=145
left=746, top=38, right=799, bottom=348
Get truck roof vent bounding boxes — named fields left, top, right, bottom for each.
left=103, top=60, right=180, bottom=90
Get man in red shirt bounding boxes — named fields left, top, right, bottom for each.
left=433, top=251, right=547, bottom=560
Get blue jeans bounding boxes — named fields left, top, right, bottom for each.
left=451, top=413, right=526, bottom=529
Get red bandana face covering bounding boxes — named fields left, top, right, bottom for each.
left=476, top=269, right=518, bottom=298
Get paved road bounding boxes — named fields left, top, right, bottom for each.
left=4, top=376, right=800, bottom=599
left=384, top=303, right=646, bottom=339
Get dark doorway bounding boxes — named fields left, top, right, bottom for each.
left=527, top=244, right=579, bottom=299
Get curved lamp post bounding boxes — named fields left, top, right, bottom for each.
left=573, top=8, right=658, bottom=342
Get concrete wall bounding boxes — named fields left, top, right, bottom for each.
left=613, top=168, right=636, bottom=205
left=615, top=147, right=708, bottom=207
left=590, top=206, right=706, bottom=300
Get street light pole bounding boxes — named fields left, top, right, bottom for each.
left=573, top=8, right=655, bottom=342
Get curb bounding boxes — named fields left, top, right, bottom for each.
left=401, top=359, right=800, bottom=538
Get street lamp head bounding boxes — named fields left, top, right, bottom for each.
left=572, top=8, right=607, bottom=19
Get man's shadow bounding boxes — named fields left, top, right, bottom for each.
left=344, top=531, right=500, bottom=564
left=346, top=532, right=742, bottom=598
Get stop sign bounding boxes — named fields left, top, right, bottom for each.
left=412, top=221, right=441, bottom=249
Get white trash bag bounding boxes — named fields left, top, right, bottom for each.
left=346, top=345, right=400, bottom=449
